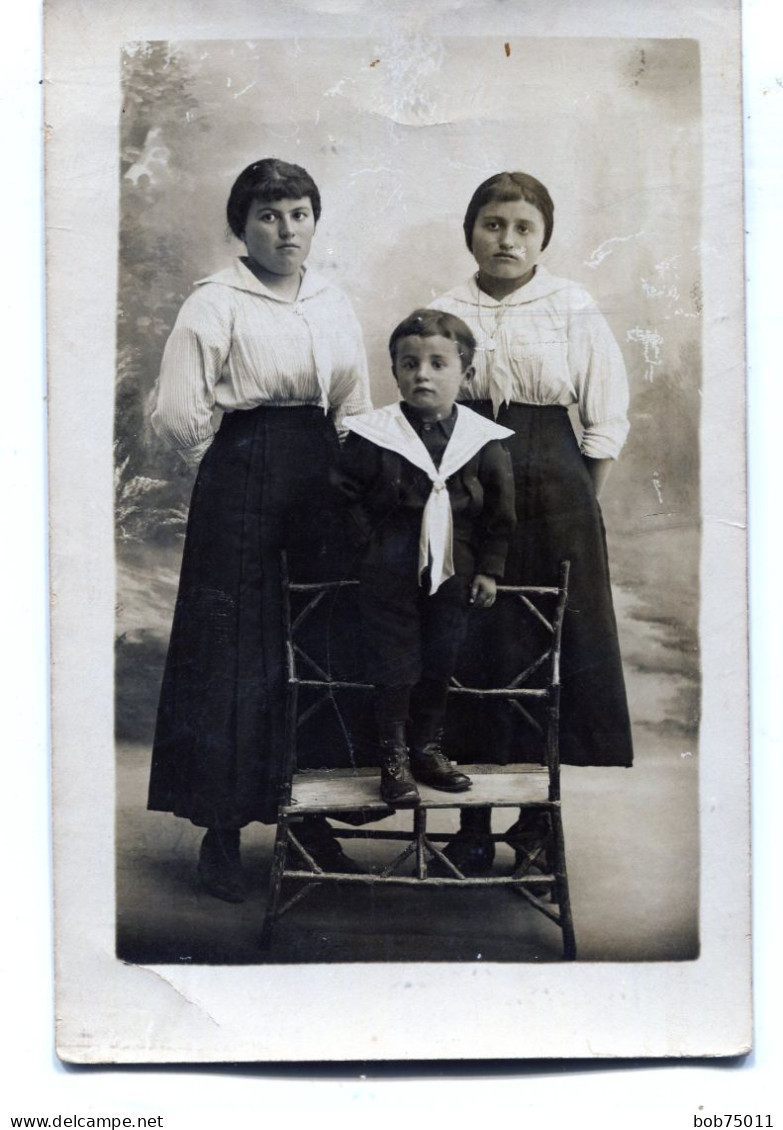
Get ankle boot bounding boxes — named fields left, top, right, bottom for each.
left=290, top=815, right=366, bottom=875
left=504, top=810, right=553, bottom=873
left=430, top=805, right=495, bottom=877
left=197, top=827, right=247, bottom=903
left=410, top=724, right=472, bottom=793
left=379, top=723, right=420, bottom=808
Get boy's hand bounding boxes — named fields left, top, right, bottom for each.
left=470, top=573, right=497, bottom=608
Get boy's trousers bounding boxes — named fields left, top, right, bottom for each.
left=357, top=565, right=472, bottom=688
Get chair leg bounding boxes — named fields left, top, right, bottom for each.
left=414, top=807, right=427, bottom=879
left=550, top=806, right=577, bottom=960
left=259, top=814, right=290, bottom=948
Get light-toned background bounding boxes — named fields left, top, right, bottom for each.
left=117, top=34, right=701, bottom=531
left=6, top=0, right=776, bottom=1109
left=114, top=34, right=702, bottom=967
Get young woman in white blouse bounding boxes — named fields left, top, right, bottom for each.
left=430, top=171, right=634, bottom=876
left=147, top=158, right=372, bottom=902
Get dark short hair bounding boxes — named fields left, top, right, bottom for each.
left=463, top=171, right=554, bottom=252
left=226, top=158, right=322, bottom=238
left=388, top=308, right=477, bottom=373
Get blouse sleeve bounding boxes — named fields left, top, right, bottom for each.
left=150, top=286, right=233, bottom=467
left=567, top=294, right=630, bottom=460
left=329, top=293, right=372, bottom=440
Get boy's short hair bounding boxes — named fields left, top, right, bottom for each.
left=463, top=171, right=554, bottom=252
left=226, top=157, right=322, bottom=238
left=388, top=308, right=477, bottom=373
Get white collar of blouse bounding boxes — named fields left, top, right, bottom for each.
left=455, top=265, right=576, bottom=308
left=193, top=257, right=332, bottom=303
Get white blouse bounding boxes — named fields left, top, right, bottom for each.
left=151, top=258, right=371, bottom=466
left=430, top=268, right=630, bottom=460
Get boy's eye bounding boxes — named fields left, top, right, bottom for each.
left=292, top=211, right=309, bottom=221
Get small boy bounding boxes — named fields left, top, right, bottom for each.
left=333, top=309, right=516, bottom=806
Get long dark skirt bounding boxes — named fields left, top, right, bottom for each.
left=445, top=402, right=634, bottom=769
left=147, top=405, right=361, bottom=828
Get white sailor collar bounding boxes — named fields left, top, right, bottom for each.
left=344, top=402, right=513, bottom=593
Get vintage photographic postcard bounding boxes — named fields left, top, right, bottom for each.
left=47, top=0, right=750, bottom=1061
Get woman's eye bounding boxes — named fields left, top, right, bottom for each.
left=292, top=211, right=308, bottom=221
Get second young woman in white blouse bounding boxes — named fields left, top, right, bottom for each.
left=430, top=171, right=634, bottom=876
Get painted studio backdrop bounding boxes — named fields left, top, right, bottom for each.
left=115, top=37, right=701, bottom=964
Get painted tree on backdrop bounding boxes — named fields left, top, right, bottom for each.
left=115, top=41, right=206, bottom=544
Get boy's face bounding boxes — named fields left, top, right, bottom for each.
left=393, top=334, right=471, bottom=421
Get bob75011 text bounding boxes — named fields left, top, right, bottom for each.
left=694, top=1118, right=773, bottom=1128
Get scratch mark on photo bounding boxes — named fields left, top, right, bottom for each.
left=584, top=231, right=643, bottom=268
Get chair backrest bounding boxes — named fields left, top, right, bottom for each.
left=279, top=557, right=371, bottom=798
left=447, top=562, right=570, bottom=799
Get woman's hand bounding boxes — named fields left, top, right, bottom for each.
left=582, top=455, right=613, bottom=499
left=470, top=573, right=497, bottom=608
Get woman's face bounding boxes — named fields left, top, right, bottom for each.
left=241, top=196, right=316, bottom=282
left=470, top=197, right=546, bottom=293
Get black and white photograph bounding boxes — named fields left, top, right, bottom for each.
left=45, top=0, right=751, bottom=1063
left=114, top=35, right=701, bottom=967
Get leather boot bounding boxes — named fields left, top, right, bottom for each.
left=410, top=727, right=472, bottom=793
left=429, top=805, right=495, bottom=877
left=379, top=723, right=420, bottom=808
left=290, top=815, right=366, bottom=875
left=505, top=810, right=553, bottom=893
left=197, top=828, right=247, bottom=903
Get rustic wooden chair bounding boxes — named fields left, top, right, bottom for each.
left=260, top=556, right=576, bottom=959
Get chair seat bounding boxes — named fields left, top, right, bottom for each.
left=286, top=764, right=551, bottom=815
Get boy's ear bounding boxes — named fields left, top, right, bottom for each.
left=463, top=364, right=476, bottom=382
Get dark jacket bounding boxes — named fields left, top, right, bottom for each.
left=332, top=427, right=516, bottom=581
